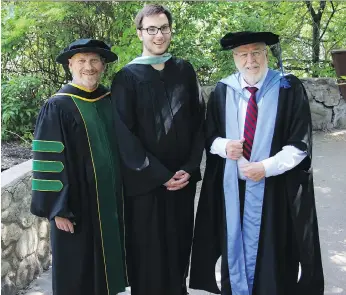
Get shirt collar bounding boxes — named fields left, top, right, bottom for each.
left=240, top=68, right=269, bottom=91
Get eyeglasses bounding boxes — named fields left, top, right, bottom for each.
left=140, top=25, right=171, bottom=35
left=233, top=48, right=266, bottom=60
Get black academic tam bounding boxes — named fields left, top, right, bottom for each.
left=220, top=31, right=279, bottom=50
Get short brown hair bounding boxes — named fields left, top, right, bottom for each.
left=134, top=4, right=173, bottom=29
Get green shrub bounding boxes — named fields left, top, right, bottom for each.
left=1, top=75, right=49, bottom=141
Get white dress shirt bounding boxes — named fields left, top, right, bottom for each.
left=210, top=71, right=307, bottom=179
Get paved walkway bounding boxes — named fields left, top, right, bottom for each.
left=20, top=130, right=346, bottom=295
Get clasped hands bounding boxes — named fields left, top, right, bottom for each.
left=164, top=170, right=190, bottom=191
left=226, top=138, right=265, bottom=182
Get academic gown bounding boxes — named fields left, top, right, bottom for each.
left=31, top=83, right=128, bottom=295
left=111, top=57, right=205, bottom=295
left=189, top=75, right=324, bottom=295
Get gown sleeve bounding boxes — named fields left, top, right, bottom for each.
left=111, top=69, right=175, bottom=196
left=179, top=63, right=206, bottom=179
left=205, top=83, right=227, bottom=150
left=286, top=76, right=313, bottom=159
left=282, top=76, right=324, bottom=294
left=31, top=100, right=74, bottom=221
left=189, top=84, right=225, bottom=294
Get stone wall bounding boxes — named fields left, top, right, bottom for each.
left=201, top=78, right=346, bottom=130
left=302, top=78, right=346, bottom=130
left=1, top=160, right=51, bottom=295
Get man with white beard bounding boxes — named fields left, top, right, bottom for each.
left=190, top=31, right=324, bottom=295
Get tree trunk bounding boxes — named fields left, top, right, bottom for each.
left=312, top=17, right=321, bottom=66
left=306, top=1, right=326, bottom=77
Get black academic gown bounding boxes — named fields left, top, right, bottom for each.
left=111, top=57, right=205, bottom=295
left=31, top=84, right=128, bottom=295
left=189, top=75, right=324, bottom=295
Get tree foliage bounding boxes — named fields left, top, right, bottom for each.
left=1, top=75, right=52, bottom=141
left=2, top=1, right=346, bottom=139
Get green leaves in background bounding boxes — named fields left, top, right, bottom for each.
left=1, top=75, right=53, bottom=141
left=2, top=1, right=346, bottom=140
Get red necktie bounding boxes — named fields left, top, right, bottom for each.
left=243, top=87, right=258, bottom=161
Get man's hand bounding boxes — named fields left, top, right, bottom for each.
left=226, top=138, right=245, bottom=160
left=55, top=216, right=74, bottom=234
left=241, top=162, right=266, bottom=182
left=164, top=170, right=190, bottom=191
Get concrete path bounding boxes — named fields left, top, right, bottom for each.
left=19, top=130, right=346, bottom=295
left=313, top=130, right=346, bottom=295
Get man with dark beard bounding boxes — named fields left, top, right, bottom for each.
left=189, top=31, right=324, bottom=295
left=111, top=4, right=205, bottom=295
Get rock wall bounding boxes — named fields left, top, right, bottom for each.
left=302, top=78, right=346, bottom=130
left=201, top=78, right=346, bottom=130
left=1, top=160, right=51, bottom=295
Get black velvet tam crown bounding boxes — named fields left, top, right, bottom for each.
left=220, top=31, right=279, bottom=50
left=56, top=38, right=118, bottom=64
